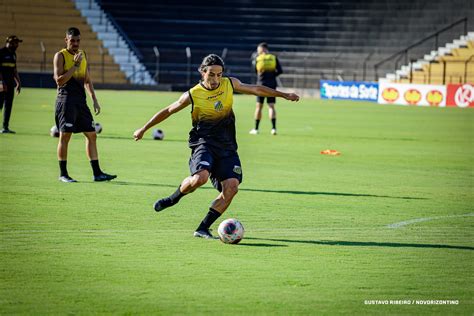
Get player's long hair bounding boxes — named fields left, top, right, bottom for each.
left=199, top=54, right=225, bottom=73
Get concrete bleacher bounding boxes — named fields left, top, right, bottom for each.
left=412, top=41, right=474, bottom=84
left=1, top=0, right=128, bottom=84
left=99, top=0, right=473, bottom=88
left=397, top=38, right=474, bottom=84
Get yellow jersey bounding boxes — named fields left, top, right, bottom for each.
left=60, top=48, right=87, bottom=82
left=188, top=77, right=237, bottom=150
left=254, top=53, right=282, bottom=86
left=256, top=53, right=277, bottom=73
left=57, top=48, right=87, bottom=100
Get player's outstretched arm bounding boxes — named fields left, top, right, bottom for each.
left=133, top=92, right=191, bottom=141
left=230, top=77, right=299, bottom=101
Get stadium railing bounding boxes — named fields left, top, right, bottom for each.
left=374, top=17, right=468, bottom=81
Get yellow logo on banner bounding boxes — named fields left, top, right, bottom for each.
left=382, top=88, right=399, bottom=102
left=426, top=90, right=443, bottom=106
left=404, top=89, right=422, bottom=105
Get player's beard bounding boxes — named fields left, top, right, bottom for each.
left=68, top=45, right=79, bottom=54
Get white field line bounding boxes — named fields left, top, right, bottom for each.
left=387, top=213, right=474, bottom=228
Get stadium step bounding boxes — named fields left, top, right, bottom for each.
left=385, top=33, right=474, bottom=83
left=3, top=0, right=128, bottom=85
left=72, top=0, right=155, bottom=85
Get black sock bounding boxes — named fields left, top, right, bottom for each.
left=255, top=119, right=260, bottom=130
left=197, top=208, right=222, bottom=231
left=271, top=118, right=276, bottom=129
left=169, top=185, right=185, bottom=204
left=90, top=160, right=102, bottom=176
left=157, top=185, right=186, bottom=210
left=59, top=160, right=69, bottom=177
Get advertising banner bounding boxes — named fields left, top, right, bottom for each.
left=446, top=84, right=474, bottom=108
left=377, top=82, right=446, bottom=106
left=320, top=80, right=378, bottom=102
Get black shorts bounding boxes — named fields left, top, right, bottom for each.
left=55, top=98, right=95, bottom=133
left=256, top=96, right=276, bottom=104
left=189, top=144, right=243, bottom=192
left=256, top=82, right=277, bottom=104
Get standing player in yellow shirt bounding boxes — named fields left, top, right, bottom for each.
left=249, top=42, right=283, bottom=135
left=133, top=54, right=299, bottom=239
left=53, top=27, right=116, bottom=183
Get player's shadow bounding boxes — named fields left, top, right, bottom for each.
left=245, top=237, right=474, bottom=251
left=110, top=181, right=423, bottom=200
left=28, top=131, right=186, bottom=142
left=237, top=242, right=288, bottom=247
left=98, top=135, right=186, bottom=142
left=239, top=188, right=425, bottom=200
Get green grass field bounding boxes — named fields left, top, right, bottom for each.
left=1, top=88, right=473, bottom=315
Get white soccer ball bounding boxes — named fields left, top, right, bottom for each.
left=152, top=128, right=165, bottom=140
left=218, top=218, right=245, bottom=244
left=50, top=125, right=59, bottom=137
left=94, top=122, right=102, bottom=134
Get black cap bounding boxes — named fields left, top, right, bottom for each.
left=6, top=35, right=23, bottom=43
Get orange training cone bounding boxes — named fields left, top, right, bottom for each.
left=320, top=149, right=341, bottom=156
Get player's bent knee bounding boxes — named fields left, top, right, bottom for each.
left=191, top=171, right=209, bottom=187
left=223, top=179, right=239, bottom=197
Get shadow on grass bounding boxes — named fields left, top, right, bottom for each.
left=98, top=135, right=186, bottom=142
left=237, top=242, right=288, bottom=247
left=240, top=188, right=425, bottom=200
left=245, top=237, right=474, bottom=251
left=111, top=181, right=424, bottom=200
left=19, top=132, right=186, bottom=142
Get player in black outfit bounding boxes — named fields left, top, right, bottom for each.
left=0, top=36, right=22, bottom=134
left=249, top=42, right=283, bottom=135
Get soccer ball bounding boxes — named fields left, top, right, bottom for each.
left=152, top=128, right=165, bottom=140
left=218, top=218, right=244, bottom=244
left=94, top=122, right=102, bottom=134
left=50, top=125, right=59, bottom=137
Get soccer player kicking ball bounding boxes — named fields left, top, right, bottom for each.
left=133, top=54, right=299, bottom=239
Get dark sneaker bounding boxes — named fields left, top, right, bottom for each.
left=1, top=129, right=16, bottom=134
left=59, top=175, right=77, bottom=183
left=94, top=173, right=117, bottom=182
left=193, top=229, right=217, bottom=239
left=154, top=198, right=174, bottom=212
